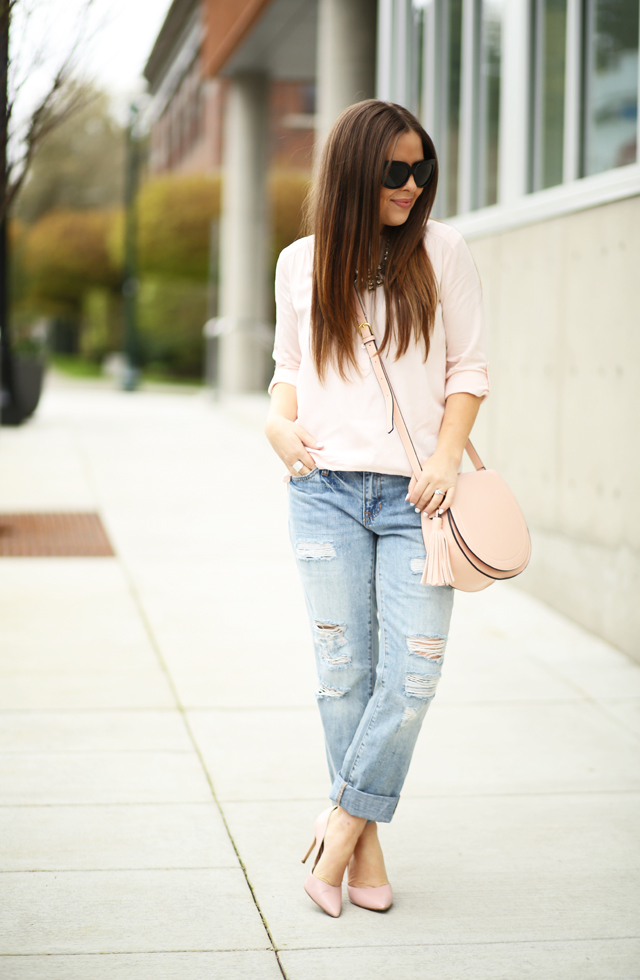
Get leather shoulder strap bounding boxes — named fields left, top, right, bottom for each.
left=355, top=291, right=484, bottom=474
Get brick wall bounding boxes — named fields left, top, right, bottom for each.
left=150, top=74, right=314, bottom=175
left=269, top=81, right=316, bottom=169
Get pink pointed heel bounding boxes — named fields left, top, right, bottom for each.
left=347, top=882, right=393, bottom=912
left=301, top=806, right=342, bottom=917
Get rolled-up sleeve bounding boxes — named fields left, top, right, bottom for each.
left=440, top=236, right=490, bottom=400
left=268, top=246, right=301, bottom=394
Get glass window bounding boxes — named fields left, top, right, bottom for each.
left=463, top=0, right=504, bottom=212
left=441, top=0, right=463, bottom=216
left=582, top=0, right=639, bottom=176
left=426, top=0, right=501, bottom=215
left=476, top=0, right=503, bottom=208
left=411, top=1, right=426, bottom=117
left=381, top=1, right=428, bottom=118
left=529, top=0, right=567, bottom=190
left=422, top=0, right=463, bottom=217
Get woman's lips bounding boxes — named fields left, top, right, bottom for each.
left=392, top=198, right=413, bottom=209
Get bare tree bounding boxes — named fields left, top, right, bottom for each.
left=3, top=0, right=99, bottom=218
left=1, top=0, right=99, bottom=423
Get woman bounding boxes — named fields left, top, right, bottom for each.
left=265, top=100, right=489, bottom=917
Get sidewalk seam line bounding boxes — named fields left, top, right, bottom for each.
left=0, top=948, right=278, bottom=957
left=0, top=867, right=252, bottom=874
left=116, top=557, right=288, bottom=980
left=277, top=936, right=640, bottom=951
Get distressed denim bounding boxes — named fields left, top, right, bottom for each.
left=289, top=468, right=454, bottom=823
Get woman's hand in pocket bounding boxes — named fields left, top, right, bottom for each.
left=264, top=415, right=323, bottom=476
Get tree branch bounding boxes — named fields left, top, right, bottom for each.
left=3, top=0, right=100, bottom=218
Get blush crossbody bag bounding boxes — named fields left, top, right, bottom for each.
left=355, top=294, right=531, bottom=592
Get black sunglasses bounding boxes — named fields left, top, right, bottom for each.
left=382, top=158, right=436, bottom=189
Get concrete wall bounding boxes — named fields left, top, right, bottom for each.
left=466, top=194, right=640, bottom=661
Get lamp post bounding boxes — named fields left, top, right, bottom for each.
left=122, top=102, right=140, bottom=391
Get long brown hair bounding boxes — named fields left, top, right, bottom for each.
left=307, top=100, right=439, bottom=381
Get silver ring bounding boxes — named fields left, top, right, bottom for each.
left=433, top=488, right=445, bottom=497
left=292, top=460, right=304, bottom=473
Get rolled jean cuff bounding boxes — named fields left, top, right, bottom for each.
left=330, top=775, right=399, bottom=823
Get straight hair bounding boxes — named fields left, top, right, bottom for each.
left=306, top=100, right=439, bottom=382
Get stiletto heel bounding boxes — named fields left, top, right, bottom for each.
left=303, top=806, right=342, bottom=917
left=301, top=836, right=316, bottom=864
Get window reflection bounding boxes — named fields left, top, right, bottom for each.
left=530, top=0, right=567, bottom=190
left=444, top=0, right=463, bottom=215
left=426, top=0, right=499, bottom=215
left=582, top=0, right=639, bottom=175
left=426, top=0, right=463, bottom=217
left=406, top=0, right=639, bottom=216
left=412, top=1, right=426, bottom=118
left=477, top=0, right=503, bottom=207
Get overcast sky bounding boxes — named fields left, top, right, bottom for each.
left=12, top=0, right=175, bottom=122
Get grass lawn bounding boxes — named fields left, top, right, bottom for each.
left=51, top=354, right=203, bottom=387
left=51, top=355, right=103, bottom=378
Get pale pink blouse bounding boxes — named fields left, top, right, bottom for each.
left=269, top=220, right=489, bottom=477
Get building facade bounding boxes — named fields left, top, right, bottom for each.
left=379, top=0, right=640, bottom=658
left=144, top=0, right=317, bottom=177
left=144, top=0, right=640, bottom=659
left=144, top=0, right=220, bottom=174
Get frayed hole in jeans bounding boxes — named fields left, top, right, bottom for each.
left=316, top=682, right=349, bottom=699
left=296, top=541, right=336, bottom=560
left=314, top=621, right=350, bottom=667
left=407, top=635, right=445, bottom=662
left=405, top=672, right=440, bottom=700
left=400, top=705, right=419, bottom=727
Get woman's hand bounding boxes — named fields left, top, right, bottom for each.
left=264, top=414, right=323, bottom=476
left=407, top=393, right=483, bottom=516
left=406, top=450, right=460, bottom=516
left=265, top=382, right=323, bottom=476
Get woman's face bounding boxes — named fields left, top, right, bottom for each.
left=379, top=129, right=425, bottom=230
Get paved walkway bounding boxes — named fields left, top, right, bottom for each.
left=1, top=376, right=639, bottom=980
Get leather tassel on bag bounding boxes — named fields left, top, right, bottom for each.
left=422, top=514, right=455, bottom=587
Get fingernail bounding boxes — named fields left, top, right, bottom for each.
left=414, top=507, right=421, bottom=513
left=316, top=443, right=324, bottom=448
left=404, top=494, right=410, bottom=501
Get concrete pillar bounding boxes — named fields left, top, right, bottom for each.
left=316, top=0, right=378, bottom=149
left=218, top=71, right=269, bottom=393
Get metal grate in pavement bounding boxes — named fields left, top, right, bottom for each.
left=0, top=513, right=115, bottom=557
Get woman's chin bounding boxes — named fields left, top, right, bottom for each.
left=382, top=212, right=411, bottom=227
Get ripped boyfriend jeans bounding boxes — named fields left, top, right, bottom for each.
left=289, top=468, right=454, bottom=823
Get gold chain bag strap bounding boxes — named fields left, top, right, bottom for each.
left=354, top=291, right=531, bottom=592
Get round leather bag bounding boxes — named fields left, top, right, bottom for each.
left=422, top=469, right=531, bottom=592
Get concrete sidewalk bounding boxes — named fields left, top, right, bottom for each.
left=0, top=376, right=638, bottom=980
